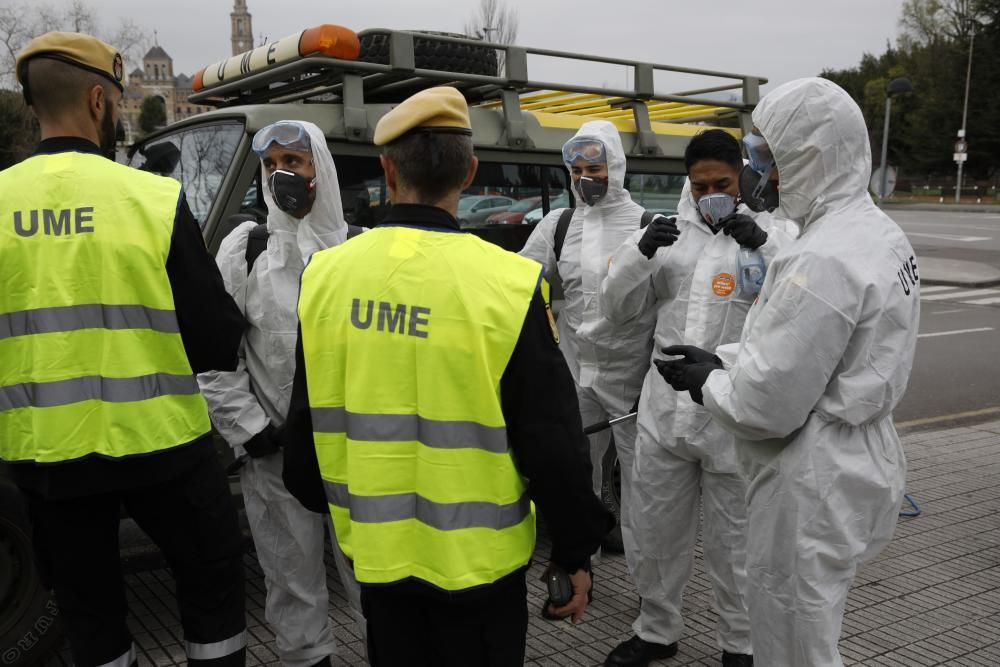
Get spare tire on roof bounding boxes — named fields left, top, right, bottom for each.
left=357, top=31, right=498, bottom=77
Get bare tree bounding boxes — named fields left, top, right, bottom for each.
left=463, top=0, right=519, bottom=74
left=900, top=0, right=984, bottom=47
left=0, top=1, right=149, bottom=90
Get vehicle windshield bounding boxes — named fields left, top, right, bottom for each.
left=129, top=121, right=245, bottom=228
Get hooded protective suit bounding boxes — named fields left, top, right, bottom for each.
left=198, top=122, right=363, bottom=667
left=601, top=178, right=792, bottom=655
left=520, top=120, right=657, bottom=565
left=701, top=78, right=920, bottom=666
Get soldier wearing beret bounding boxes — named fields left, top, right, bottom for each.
left=281, top=86, right=613, bottom=666
left=1, top=32, right=247, bottom=667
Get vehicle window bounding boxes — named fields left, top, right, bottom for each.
left=331, top=153, right=390, bottom=228
left=129, top=122, right=244, bottom=228
left=461, top=163, right=569, bottom=230
left=625, top=172, right=686, bottom=216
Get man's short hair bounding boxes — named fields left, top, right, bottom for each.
left=383, top=133, right=474, bottom=204
left=684, top=129, right=743, bottom=173
left=27, top=58, right=114, bottom=119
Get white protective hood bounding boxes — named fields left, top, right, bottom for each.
left=567, top=120, right=630, bottom=211
left=753, top=77, right=872, bottom=228
left=262, top=121, right=347, bottom=266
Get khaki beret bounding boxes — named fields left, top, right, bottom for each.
left=374, top=86, right=472, bottom=146
left=16, top=32, right=125, bottom=92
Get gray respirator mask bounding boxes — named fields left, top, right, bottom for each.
left=738, top=165, right=779, bottom=213
left=575, top=176, right=609, bottom=206
left=268, top=169, right=316, bottom=213
left=697, top=192, right=737, bottom=228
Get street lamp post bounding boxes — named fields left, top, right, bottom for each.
left=955, top=28, right=975, bottom=204
left=878, top=77, right=913, bottom=205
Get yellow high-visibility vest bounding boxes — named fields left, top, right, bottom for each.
left=0, top=150, right=211, bottom=464
left=299, top=224, right=543, bottom=591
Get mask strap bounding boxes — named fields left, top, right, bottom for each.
left=751, top=164, right=774, bottom=201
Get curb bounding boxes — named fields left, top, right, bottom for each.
left=883, top=203, right=1000, bottom=213
left=896, top=407, right=1000, bottom=434
left=921, top=277, right=1000, bottom=288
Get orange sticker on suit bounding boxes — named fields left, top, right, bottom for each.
left=712, top=273, right=736, bottom=297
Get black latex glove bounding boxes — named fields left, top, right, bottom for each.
left=720, top=213, right=768, bottom=250
left=637, top=216, right=681, bottom=259
left=654, top=345, right=724, bottom=405
left=243, top=423, right=282, bottom=458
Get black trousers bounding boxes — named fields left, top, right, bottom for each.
left=24, top=453, right=246, bottom=667
left=361, top=571, right=529, bottom=667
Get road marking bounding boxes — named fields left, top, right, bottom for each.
left=896, top=406, right=1000, bottom=429
left=929, top=309, right=966, bottom=315
left=899, top=220, right=1000, bottom=231
left=906, top=232, right=991, bottom=242
left=921, top=288, right=1000, bottom=301
left=917, top=327, right=994, bottom=339
left=920, top=285, right=956, bottom=293
left=965, top=296, right=1000, bottom=305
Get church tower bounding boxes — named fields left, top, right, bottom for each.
left=231, top=0, right=253, bottom=55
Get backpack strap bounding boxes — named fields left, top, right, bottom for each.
left=244, top=223, right=269, bottom=275
left=640, top=210, right=657, bottom=228
left=553, top=208, right=575, bottom=262
left=246, top=223, right=365, bottom=276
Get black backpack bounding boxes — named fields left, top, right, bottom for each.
left=552, top=208, right=658, bottom=261
left=244, top=222, right=365, bottom=274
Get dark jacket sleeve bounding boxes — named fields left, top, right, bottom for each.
left=501, top=290, right=615, bottom=572
left=281, top=326, right=328, bottom=513
left=165, top=193, right=244, bottom=373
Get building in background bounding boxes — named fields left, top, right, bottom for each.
left=121, top=0, right=252, bottom=143
left=232, top=0, right=254, bottom=55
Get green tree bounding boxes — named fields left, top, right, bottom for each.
left=138, top=96, right=166, bottom=134
left=0, top=89, right=37, bottom=168
left=821, top=0, right=999, bottom=182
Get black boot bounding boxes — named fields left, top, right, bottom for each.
left=721, top=652, right=753, bottom=666
left=605, top=636, right=678, bottom=666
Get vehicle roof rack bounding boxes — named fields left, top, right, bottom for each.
left=188, top=29, right=766, bottom=156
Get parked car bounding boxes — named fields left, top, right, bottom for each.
left=457, top=195, right=516, bottom=226
left=485, top=196, right=543, bottom=224
left=523, top=192, right=571, bottom=225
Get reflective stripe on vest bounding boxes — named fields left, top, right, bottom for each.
left=299, top=225, right=541, bottom=591
left=0, top=151, right=211, bottom=463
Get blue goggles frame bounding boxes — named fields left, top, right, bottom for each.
left=252, top=122, right=313, bottom=157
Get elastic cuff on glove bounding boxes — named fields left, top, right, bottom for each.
left=243, top=424, right=280, bottom=458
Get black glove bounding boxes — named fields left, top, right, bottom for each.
left=720, top=213, right=768, bottom=250
left=637, top=216, right=681, bottom=259
left=654, top=345, right=723, bottom=405
left=243, top=423, right=282, bottom=458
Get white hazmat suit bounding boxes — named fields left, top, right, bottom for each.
left=701, top=78, right=920, bottom=666
left=520, top=120, right=657, bottom=568
left=601, top=179, right=792, bottom=655
left=198, top=122, right=364, bottom=667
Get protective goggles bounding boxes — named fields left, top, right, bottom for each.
left=742, top=132, right=774, bottom=175
left=252, top=121, right=313, bottom=157
left=562, top=138, right=606, bottom=166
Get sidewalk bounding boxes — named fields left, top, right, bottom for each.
left=919, top=256, right=1000, bottom=288
left=44, top=419, right=1000, bottom=666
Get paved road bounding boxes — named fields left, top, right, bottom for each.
left=883, top=209, right=1000, bottom=425
left=887, top=207, right=1000, bottom=268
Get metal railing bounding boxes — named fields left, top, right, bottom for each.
left=188, top=30, right=767, bottom=154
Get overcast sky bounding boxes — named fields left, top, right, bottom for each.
left=77, top=0, right=905, bottom=96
